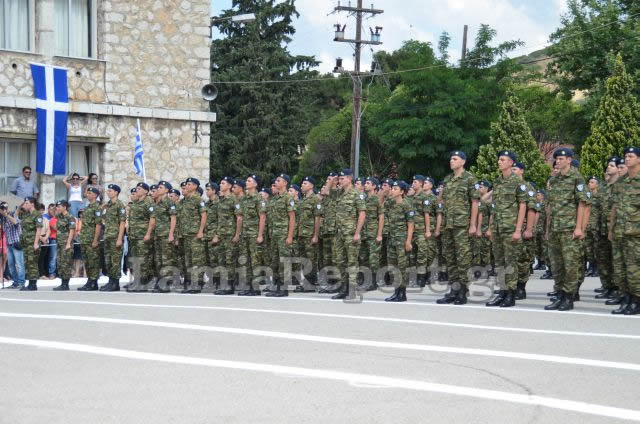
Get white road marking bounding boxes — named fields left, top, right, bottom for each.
left=1, top=312, right=639, bottom=372
left=1, top=297, right=638, bottom=340
left=1, top=336, right=639, bottom=422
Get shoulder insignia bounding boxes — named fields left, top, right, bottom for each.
left=408, top=211, right=415, bottom=217
left=316, top=204, right=322, bottom=210
left=200, top=201, right=205, bottom=207
left=491, top=203, right=496, bottom=209
left=170, top=205, right=175, bottom=210
left=587, top=192, right=592, bottom=199
left=438, top=203, right=443, bottom=209
left=424, top=200, right=430, bottom=206
left=528, top=190, right=535, bottom=197
left=149, top=207, right=154, bottom=212
left=290, top=200, right=295, bottom=207
left=261, top=201, right=266, bottom=208
left=536, top=203, right=541, bottom=208
left=577, top=184, right=584, bottom=192
left=37, top=218, right=42, bottom=223
left=235, top=204, right=241, bottom=210
left=474, top=183, right=480, bottom=190
left=359, top=194, right=365, bottom=200
left=95, top=211, right=101, bottom=217
left=520, top=184, right=526, bottom=192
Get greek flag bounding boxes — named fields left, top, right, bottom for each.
left=30, top=63, right=69, bottom=175
left=133, top=119, right=146, bottom=181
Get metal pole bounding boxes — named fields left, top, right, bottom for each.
left=461, top=25, right=468, bottom=64
left=350, top=0, right=363, bottom=175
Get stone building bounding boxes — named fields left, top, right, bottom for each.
left=0, top=0, right=215, bottom=205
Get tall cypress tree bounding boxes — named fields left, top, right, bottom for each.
left=472, top=88, right=550, bottom=188
left=210, top=0, right=318, bottom=182
left=580, top=53, right=640, bottom=178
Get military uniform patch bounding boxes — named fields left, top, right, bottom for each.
left=528, top=190, right=535, bottom=197
left=536, top=203, right=541, bottom=208
left=520, top=184, right=527, bottom=192
left=200, top=201, right=205, bottom=207
left=149, top=207, right=154, bottom=212
left=170, top=205, right=176, bottom=210
left=359, top=194, right=365, bottom=200
left=95, top=211, right=101, bottom=217
left=316, top=204, right=322, bottom=210
left=408, top=211, right=415, bottom=217
left=424, top=200, right=430, bottom=206
left=120, top=208, right=125, bottom=214
left=475, top=183, right=480, bottom=190
left=235, top=204, right=241, bottom=210
left=290, top=200, right=295, bottom=207
left=587, top=192, right=592, bottom=199
left=261, top=201, right=266, bottom=207
left=577, top=184, right=584, bottom=192
left=37, top=218, right=42, bottom=223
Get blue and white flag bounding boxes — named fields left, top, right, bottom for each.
left=30, top=63, right=69, bottom=176
left=133, top=119, right=146, bottom=181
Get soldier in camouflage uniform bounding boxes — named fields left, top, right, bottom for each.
left=294, top=176, right=322, bottom=293
left=180, top=177, right=207, bottom=294
left=18, top=197, right=42, bottom=291
left=238, top=174, right=267, bottom=296
left=214, top=177, right=242, bottom=295
left=99, top=184, right=126, bottom=292
left=610, top=147, right=640, bottom=315
left=512, top=162, right=540, bottom=300
left=594, top=158, right=619, bottom=299
left=436, top=151, right=480, bottom=306
left=126, top=183, right=155, bottom=292
left=485, top=151, right=527, bottom=308
left=585, top=176, right=601, bottom=277
left=384, top=181, right=415, bottom=302
left=379, top=178, right=393, bottom=281
left=150, top=181, right=177, bottom=293
left=474, top=181, right=492, bottom=275
left=360, top=177, right=383, bottom=291
left=331, top=169, right=366, bottom=300
left=422, top=177, right=438, bottom=284
left=265, top=174, right=297, bottom=297
left=534, top=190, right=547, bottom=271
left=52, top=200, right=76, bottom=291
left=409, top=175, right=430, bottom=287
left=168, top=187, right=182, bottom=285
left=259, top=186, right=272, bottom=273
left=605, top=157, right=628, bottom=309
left=203, top=182, right=219, bottom=291
left=77, top=187, right=102, bottom=291
left=545, top=149, right=591, bottom=311
left=318, top=173, right=339, bottom=293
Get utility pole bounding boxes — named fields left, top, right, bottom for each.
left=461, top=25, right=468, bottom=64
left=333, top=1, right=383, bottom=178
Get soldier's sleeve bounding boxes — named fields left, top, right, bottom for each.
left=313, top=198, right=324, bottom=218
left=574, top=176, right=589, bottom=204
left=436, top=201, right=444, bottom=215
left=405, top=202, right=416, bottom=223
left=258, top=198, right=267, bottom=215
left=233, top=201, right=242, bottom=216
left=468, top=174, right=481, bottom=200
left=199, top=199, right=208, bottom=215
left=515, top=180, right=528, bottom=205
left=525, top=184, right=537, bottom=210
left=356, top=192, right=366, bottom=212
left=168, top=201, right=177, bottom=216
left=117, top=203, right=126, bottom=222
left=69, top=217, right=76, bottom=230
left=35, top=215, right=43, bottom=229
left=286, top=195, right=297, bottom=213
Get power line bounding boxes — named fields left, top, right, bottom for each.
left=213, top=11, right=640, bottom=85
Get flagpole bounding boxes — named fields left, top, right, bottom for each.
left=137, top=119, right=147, bottom=183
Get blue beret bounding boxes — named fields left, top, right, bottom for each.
left=291, top=184, right=301, bottom=194
left=136, top=182, right=149, bottom=191
left=55, top=199, right=69, bottom=208
left=302, top=176, right=316, bottom=185
left=514, top=162, right=525, bottom=170
left=571, top=159, right=580, bottom=168
left=450, top=150, right=467, bottom=160
left=233, top=179, right=245, bottom=189
left=355, top=177, right=365, bottom=184
left=479, top=180, right=492, bottom=189
left=247, top=174, right=261, bottom=186
left=221, top=176, right=234, bottom=185
left=588, top=176, right=599, bottom=183
left=382, top=178, right=394, bottom=187
left=87, top=187, right=100, bottom=195
left=108, top=184, right=121, bottom=193
left=608, top=156, right=620, bottom=164
left=553, top=148, right=574, bottom=158
left=340, top=169, right=353, bottom=177
left=130, top=187, right=137, bottom=194
left=393, top=180, right=410, bottom=191
left=169, top=188, right=180, bottom=196
left=617, top=158, right=626, bottom=166
left=180, top=181, right=187, bottom=187
left=278, top=173, right=291, bottom=184
left=425, top=176, right=435, bottom=184
left=624, top=146, right=640, bottom=156
left=206, top=182, right=220, bottom=191
left=537, top=189, right=546, bottom=197
left=150, top=184, right=159, bottom=191
left=185, top=177, right=200, bottom=186
left=413, top=175, right=426, bottom=182
left=365, top=176, right=380, bottom=186
left=157, top=180, right=172, bottom=190
left=259, top=187, right=271, bottom=195
left=328, top=172, right=338, bottom=178
left=498, top=150, right=517, bottom=162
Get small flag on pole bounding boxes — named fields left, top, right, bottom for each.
left=133, top=119, right=146, bottom=182
left=30, top=63, right=69, bottom=175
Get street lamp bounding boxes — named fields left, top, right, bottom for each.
left=210, top=13, right=256, bottom=37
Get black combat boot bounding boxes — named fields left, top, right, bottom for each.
left=545, top=291, right=565, bottom=310
left=99, top=279, right=113, bottom=291
left=557, top=292, right=574, bottom=311
left=53, top=279, right=70, bottom=291
left=436, top=287, right=457, bottom=304
left=500, top=290, right=516, bottom=308
left=515, top=282, right=526, bottom=300
left=606, top=293, right=624, bottom=306
left=612, top=294, right=632, bottom=315
left=20, top=280, right=38, bottom=291
left=77, top=279, right=93, bottom=291
left=486, top=290, right=506, bottom=307
left=453, top=288, right=467, bottom=305
left=331, top=282, right=349, bottom=300
left=623, top=297, right=640, bottom=315
left=385, top=287, right=400, bottom=302
left=595, top=288, right=615, bottom=300
left=541, top=269, right=553, bottom=280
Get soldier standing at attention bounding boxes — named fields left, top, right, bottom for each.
left=436, top=151, right=480, bottom=306
left=265, top=174, right=296, bottom=297
left=545, top=149, right=590, bottom=311
left=512, top=162, right=539, bottom=300
left=238, top=174, right=267, bottom=296
left=360, top=177, right=384, bottom=291
left=99, top=185, right=126, bottom=292
left=409, top=175, right=430, bottom=288
left=318, top=172, right=339, bottom=294
left=51, top=200, right=76, bottom=291
left=150, top=181, right=177, bottom=293
left=585, top=176, right=601, bottom=278
left=126, top=183, right=155, bottom=292
left=355, top=177, right=365, bottom=193
left=485, top=151, right=527, bottom=307
left=534, top=190, right=547, bottom=271
left=422, top=177, right=438, bottom=284
left=17, top=197, right=41, bottom=291
left=384, top=181, right=415, bottom=302
left=203, top=182, right=219, bottom=292
left=259, top=186, right=272, bottom=276
left=331, top=169, right=366, bottom=300
left=180, top=178, right=207, bottom=294
left=474, top=181, right=492, bottom=277
left=606, top=158, right=629, bottom=308
left=594, top=158, right=620, bottom=299
left=213, top=177, right=242, bottom=295
left=77, top=187, right=102, bottom=291
left=295, top=176, right=322, bottom=293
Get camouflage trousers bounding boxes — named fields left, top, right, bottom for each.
left=239, top=233, right=263, bottom=289
left=359, top=235, right=381, bottom=276
left=612, top=236, right=629, bottom=293
left=81, top=241, right=100, bottom=280
left=153, top=234, right=175, bottom=277
left=298, top=236, right=318, bottom=284
left=56, top=236, right=73, bottom=280
left=22, top=238, right=39, bottom=280
left=549, top=231, right=583, bottom=295
left=409, top=227, right=430, bottom=273
left=585, top=230, right=599, bottom=265
left=380, top=234, right=389, bottom=268
left=104, top=237, right=123, bottom=280
left=622, top=236, right=640, bottom=297
left=517, top=238, right=534, bottom=285
left=534, top=231, right=546, bottom=264
left=128, top=237, right=153, bottom=281
left=442, top=227, right=472, bottom=287
left=215, top=234, right=237, bottom=285
left=472, top=235, right=491, bottom=267
left=183, top=234, right=206, bottom=284
left=492, top=229, right=520, bottom=291
left=177, top=237, right=186, bottom=276
left=333, top=229, right=360, bottom=287
left=596, top=234, right=613, bottom=289
left=436, top=235, right=446, bottom=271
left=386, top=234, right=409, bottom=288
left=321, top=233, right=335, bottom=270
left=269, top=232, right=293, bottom=282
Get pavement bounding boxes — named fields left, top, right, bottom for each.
left=0, top=270, right=638, bottom=424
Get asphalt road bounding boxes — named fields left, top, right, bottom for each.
left=1, top=271, right=638, bottom=424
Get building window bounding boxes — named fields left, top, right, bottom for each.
left=0, top=140, right=34, bottom=197
left=0, top=0, right=30, bottom=51
left=55, top=0, right=92, bottom=58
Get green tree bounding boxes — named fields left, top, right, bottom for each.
left=580, top=53, right=640, bottom=177
left=472, top=89, right=550, bottom=188
left=210, top=0, right=318, bottom=182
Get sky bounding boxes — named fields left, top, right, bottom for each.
left=211, top=0, right=569, bottom=74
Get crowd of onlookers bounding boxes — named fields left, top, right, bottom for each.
left=1, top=166, right=104, bottom=287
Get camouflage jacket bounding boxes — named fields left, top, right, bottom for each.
left=80, top=201, right=101, bottom=244
left=386, top=198, right=415, bottom=239
left=56, top=212, right=76, bottom=246
left=297, top=193, right=322, bottom=239
left=180, top=194, right=206, bottom=236
left=128, top=198, right=153, bottom=239
left=614, top=173, right=640, bottom=237
left=216, top=194, right=241, bottom=237
left=547, top=168, right=590, bottom=233
left=153, top=196, right=177, bottom=238
left=242, top=192, right=267, bottom=236
left=491, top=173, right=529, bottom=234
left=363, top=193, right=382, bottom=239
left=441, top=170, right=480, bottom=229
left=335, top=187, right=366, bottom=235
left=103, top=199, right=126, bottom=239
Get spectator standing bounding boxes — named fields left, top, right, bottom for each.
left=0, top=202, right=25, bottom=289
left=63, top=173, right=87, bottom=217
left=85, top=173, right=104, bottom=204
left=36, top=204, right=50, bottom=279
left=10, top=166, right=39, bottom=200
left=47, top=205, right=58, bottom=279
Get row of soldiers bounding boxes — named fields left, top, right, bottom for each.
left=11, top=147, right=640, bottom=314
